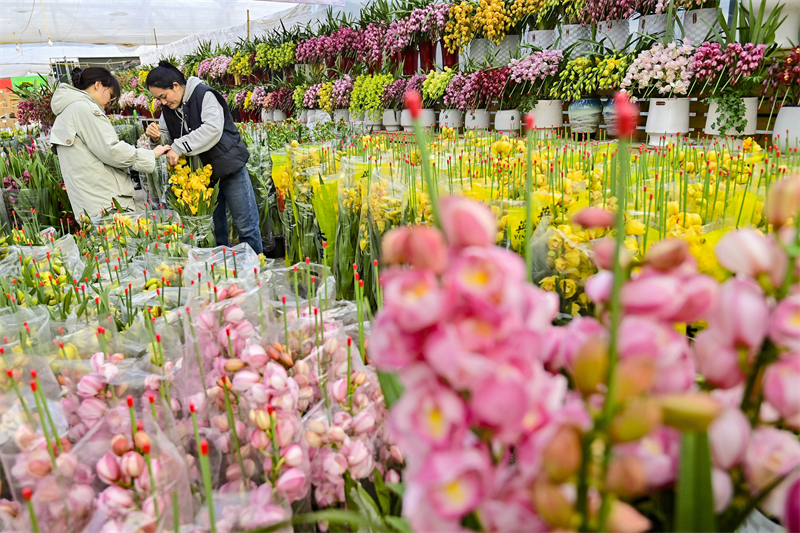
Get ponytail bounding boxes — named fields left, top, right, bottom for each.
left=145, top=61, right=186, bottom=90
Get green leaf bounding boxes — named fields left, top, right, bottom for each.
left=373, top=467, right=392, bottom=516
left=674, top=431, right=717, bottom=533
left=377, top=370, right=404, bottom=409
left=291, top=509, right=385, bottom=531
left=385, top=516, right=413, bottom=533
left=386, top=482, right=405, bottom=498
left=344, top=471, right=361, bottom=514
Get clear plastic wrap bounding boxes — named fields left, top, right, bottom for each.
left=183, top=243, right=262, bottom=289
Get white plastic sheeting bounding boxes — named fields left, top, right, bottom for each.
left=1, top=1, right=299, bottom=46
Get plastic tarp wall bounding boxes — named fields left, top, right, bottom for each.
left=139, top=1, right=367, bottom=65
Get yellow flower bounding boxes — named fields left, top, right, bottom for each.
left=539, top=276, right=556, bottom=292
left=560, top=279, right=577, bottom=299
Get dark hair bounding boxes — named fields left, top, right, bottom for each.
left=145, top=61, right=186, bottom=90
left=70, top=67, right=120, bottom=99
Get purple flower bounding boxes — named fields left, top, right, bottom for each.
left=382, top=78, right=407, bottom=109
left=331, top=76, right=354, bottom=109
left=509, top=50, right=564, bottom=83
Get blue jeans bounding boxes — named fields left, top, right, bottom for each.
left=213, top=166, right=263, bottom=255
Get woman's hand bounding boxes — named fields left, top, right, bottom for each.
left=146, top=122, right=161, bottom=141
left=165, top=149, right=180, bottom=166
left=153, top=145, right=170, bottom=158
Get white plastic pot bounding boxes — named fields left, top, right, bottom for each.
left=363, top=111, right=383, bottom=131
left=597, top=19, right=630, bottom=51
left=401, top=109, right=436, bottom=131
left=333, top=109, right=350, bottom=122
left=261, top=109, right=274, bottom=122
left=682, top=8, right=720, bottom=44
left=383, top=109, right=401, bottom=131
left=704, top=97, right=758, bottom=136
left=495, top=110, right=521, bottom=134
left=273, top=110, right=287, bottom=122
left=646, top=97, right=690, bottom=145
left=496, top=35, right=521, bottom=65
left=523, top=29, right=557, bottom=49
left=638, top=13, right=668, bottom=35
left=559, top=25, right=590, bottom=55
left=773, top=105, right=800, bottom=149
left=298, top=110, right=308, bottom=123
left=439, top=109, right=464, bottom=129
left=465, top=109, right=491, bottom=130
left=533, top=100, right=563, bottom=129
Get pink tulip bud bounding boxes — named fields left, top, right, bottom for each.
left=352, top=410, right=376, bottom=435
left=572, top=207, right=615, bottom=229
left=330, top=379, right=347, bottom=403
left=232, top=370, right=261, bottom=392
left=111, top=434, right=132, bottom=456
left=120, top=451, right=145, bottom=478
left=645, top=239, right=690, bottom=270
left=439, top=196, right=497, bottom=248
left=96, top=453, right=121, bottom=484
left=593, top=238, right=630, bottom=270
left=766, top=176, right=800, bottom=228
left=236, top=320, right=255, bottom=339
left=97, top=485, right=134, bottom=519
left=77, top=372, right=107, bottom=399
left=275, top=467, right=307, bottom=500
left=282, top=444, right=303, bottom=467
left=241, top=344, right=269, bottom=368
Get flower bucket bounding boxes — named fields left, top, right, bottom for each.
left=523, top=29, right=557, bottom=49
left=439, top=109, right=464, bottom=129
left=419, top=41, right=436, bottom=73
left=558, top=24, right=590, bottom=55
left=597, top=19, right=630, bottom=51
left=495, top=109, right=522, bottom=134
left=298, top=109, right=308, bottom=124
left=646, top=97, right=690, bottom=145
left=465, top=108, right=491, bottom=130
left=401, top=109, right=436, bottom=131
left=467, top=38, right=494, bottom=62
left=496, top=34, right=521, bottom=65
left=533, top=99, right=564, bottom=129
left=638, top=13, right=668, bottom=35
left=350, top=111, right=365, bottom=125
left=704, top=97, right=758, bottom=136
left=682, top=8, right=720, bottom=44
left=603, top=98, right=619, bottom=137
left=383, top=109, right=401, bottom=131
left=440, top=40, right=459, bottom=68
left=363, top=111, right=383, bottom=132
left=273, top=109, right=287, bottom=122
left=772, top=105, right=800, bottom=149
left=389, top=51, right=403, bottom=71
left=262, top=109, right=274, bottom=122
left=403, top=48, right=419, bottom=76
left=333, top=109, right=350, bottom=123
left=568, top=98, right=602, bottom=134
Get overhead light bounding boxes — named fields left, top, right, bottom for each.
left=48, top=38, right=53, bottom=46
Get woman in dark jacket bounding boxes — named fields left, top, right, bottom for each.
left=145, top=61, right=263, bottom=254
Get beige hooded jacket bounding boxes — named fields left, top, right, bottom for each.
left=50, top=83, right=156, bottom=218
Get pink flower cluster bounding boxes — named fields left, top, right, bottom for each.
left=421, top=3, right=452, bottom=41
left=360, top=22, right=388, bottom=66
left=234, top=90, right=248, bottom=108
left=303, top=84, right=322, bottom=110
left=251, top=86, right=266, bottom=108
left=382, top=78, right=407, bottom=110
left=509, top=50, right=563, bottom=83
left=621, top=41, right=695, bottom=97
left=693, top=41, right=767, bottom=84
left=581, top=0, right=638, bottom=24
left=444, top=72, right=478, bottom=111
left=475, top=67, right=510, bottom=100
left=273, top=86, right=294, bottom=114
left=331, top=75, right=354, bottom=109
left=199, top=55, right=231, bottom=80
left=197, top=58, right=212, bottom=78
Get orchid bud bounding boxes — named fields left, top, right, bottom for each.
left=606, top=456, right=648, bottom=498
left=120, top=451, right=145, bottom=478
left=111, top=434, right=132, bottom=456
left=660, top=393, right=721, bottom=432
left=305, top=430, right=323, bottom=448
left=543, top=426, right=582, bottom=483
left=645, top=239, right=690, bottom=270
left=531, top=481, right=574, bottom=530
left=96, top=453, right=121, bottom=484
left=224, top=359, right=246, bottom=372
left=282, top=444, right=303, bottom=467
left=571, top=337, right=608, bottom=395
left=133, top=431, right=151, bottom=451
left=610, top=399, right=662, bottom=443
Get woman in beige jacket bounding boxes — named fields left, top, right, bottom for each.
left=50, top=67, right=170, bottom=218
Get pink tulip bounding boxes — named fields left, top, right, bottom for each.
left=766, top=175, right=800, bottom=228
left=744, top=427, right=800, bottom=495
left=715, top=229, right=774, bottom=279
left=763, top=356, right=800, bottom=419
left=769, top=298, right=800, bottom=352
left=96, top=453, right=121, bottom=484
left=381, top=268, right=448, bottom=332
left=708, top=407, right=750, bottom=469
left=621, top=274, right=685, bottom=320
left=586, top=270, right=613, bottom=304
left=668, top=274, right=718, bottom=323
left=241, top=344, right=269, bottom=369
left=96, top=485, right=134, bottom=519
left=645, top=239, right=691, bottom=271
left=784, top=476, right=800, bottom=533
left=275, top=468, right=307, bottom=501
left=411, top=447, right=491, bottom=519
left=232, top=370, right=261, bottom=391
left=572, top=207, right=615, bottom=228
left=330, top=379, right=347, bottom=403
left=196, top=310, right=217, bottom=330
left=694, top=329, right=746, bottom=389
left=89, top=352, right=106, bottom=372
left=712, top=468, right=733, bottom=513
left=250, top=429, right=270, bottom=450
left=439, top=195, right=497, bottom=248
left=352, top=410, right=375, bottom=435
left=236, top=320, right=255, bottom=339
left=224, top=305, right=245, bottom=324
left=282, top=444, right=303, bottom=468
left=67, top=484, right=95, bottom=516
left=76, top=373, right=107, bottom=399
left=711, top=278, right=769, bottom=350
left=120, top=451, right=145, bottom=478
left=593, top=238, right=630, bottom=270
left=382, top=226, right=448, bottom=274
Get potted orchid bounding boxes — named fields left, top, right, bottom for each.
left=350, top=72, right=393, bottom=130
left=399, top=74, right=435, bottom=130
left=509, top=49, right=565, bottom=129
left=386, top=0, right=429, bottom=75
left=331, top=75, right=355, bottom=123
left=766, top=46, right=800, bottom=148
left=382, top=77, right=407, bottom=131
left=423, top=68, right=460, bottom=128
left=581, top=0, right=636, bottom=51
left=621, top=40, right=695, bottom=144
left=551, top=54, right=603, bottom=135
